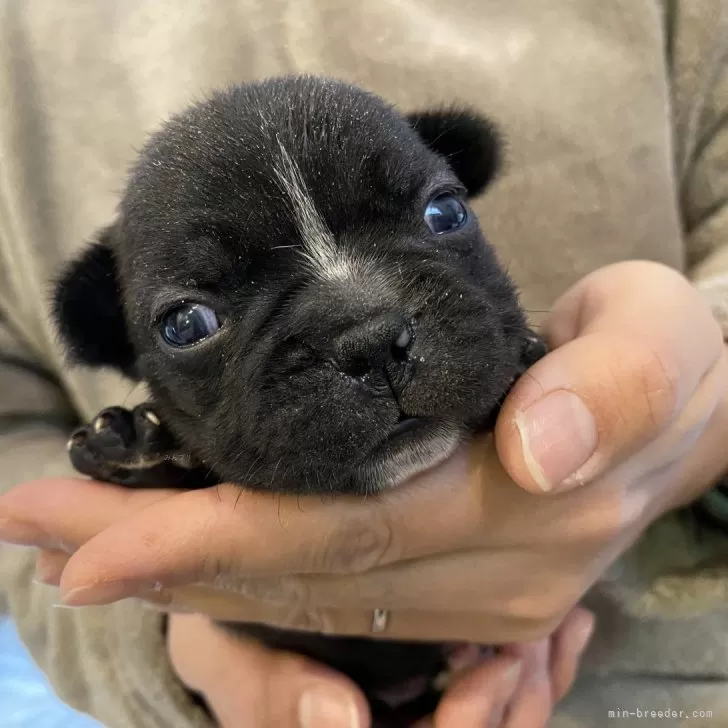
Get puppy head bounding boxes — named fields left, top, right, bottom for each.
left=54, top=76, right=533, bottom=494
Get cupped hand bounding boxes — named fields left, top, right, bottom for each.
left=2, top=260, right=721, bottom=725
left=30, top=545, right=594, bottom=727
left=166, top=605, right=594, bottom=728
left=2, top=261, right=725, bottom=646
left=2, top=261, right=727, bottom=638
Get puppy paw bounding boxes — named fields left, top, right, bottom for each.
left=68, top=404, right=198, bottom=488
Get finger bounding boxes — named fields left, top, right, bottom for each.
left=50, top=481, right=393, bottom=605
left=433, top=655, right=522, bottom=728
left=138, top=582, right=565, bottom=645
left=50, top=443, right=514, bottom=606
left=35, top=548, right=71, bottom=586
left=0, top=477, right=398, bottom=598
left=548, top=607, right=594, bottom=703
left=220, top=543, right=596, bottom=630
left=500, top=641, right=552, bottom=728
left=497, top=262, right=725, bottom=493
left=0, top=477, right=174, bottom=548
left=0, top=447, right=512, bottom=609
left=143, top=584, right=384, bottom=635
left=168, top=614, right=369, bottom=728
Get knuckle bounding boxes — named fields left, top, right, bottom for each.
left=633, top=342, right=680, bottom=430
left=197, top=549, right=234, bottom=583
left=503, top=581, right=581, bottom=637
left=601, top=338, right=679, bottom=437
left=317, top=510, right=396, bottom=574
left=569, top=486, right=624, bottom=545
left=283, top=603, right=328, bottom=633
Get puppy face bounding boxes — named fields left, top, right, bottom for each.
left=55, top=77, right=534, bottom=495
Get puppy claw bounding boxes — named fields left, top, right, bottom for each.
left=143, top=410, right=161, bottom=426
left=67, top=428, right=87, bottom=451
left=93, top=413, right=113, bottom=433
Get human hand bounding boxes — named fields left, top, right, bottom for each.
left=1, top=262, right=726, bottom=647
left=165, top=605, right=594, bottom=728
left=24, top=539, right=594, bottom=728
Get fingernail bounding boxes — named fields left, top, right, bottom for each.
left=515, top=391, right=598, bottom=491
left=60, top=580, right=162, bottom=606
left=298, top=687, right=360, bottom=728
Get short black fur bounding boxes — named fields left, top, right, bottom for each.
left=52, top=76, right=546, bottom=727
left=53, top=229, right=136, bottom=378
left=406, top=109, right=502, bottom=197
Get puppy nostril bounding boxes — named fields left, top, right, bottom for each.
left=335, top=315, right=414, bottom=383
left=390, top=324, right=413, bottom=363
left=393, top=325, right=412, bottom=351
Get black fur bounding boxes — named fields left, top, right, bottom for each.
left=53, top=230, right=136, bottom=378
left=52, top=76, right=545, bottom=726
left=406, top=109, right=501, bottom=197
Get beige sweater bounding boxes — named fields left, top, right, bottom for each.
left=1, top=1, right=728, bottom=726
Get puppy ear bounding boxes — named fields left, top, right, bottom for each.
left=52, top=224, right=137, bottom=377
left=406, top=109, right=501, bottom=197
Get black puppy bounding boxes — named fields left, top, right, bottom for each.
left=53, top=76, right=544, bottom=726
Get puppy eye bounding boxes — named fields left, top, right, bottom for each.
left=424, top=194, right=468, bottom=234
left=161, top=303, right=220, bottom=347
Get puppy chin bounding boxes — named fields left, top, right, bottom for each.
left=356, top=420, right=463, bottom=493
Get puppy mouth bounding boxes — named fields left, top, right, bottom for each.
left=387, top=415, right=424, bottom=439
left=358, top=414, right=462, bottom=492
left=381, top=415, right=448, bottom=450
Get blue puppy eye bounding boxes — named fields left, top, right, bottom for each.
left=424, top=194, right=468, bottom=234
left=161, top=303, right=220, bottom=347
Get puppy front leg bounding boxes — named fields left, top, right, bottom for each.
left=67, top=403, right=213, bottom=489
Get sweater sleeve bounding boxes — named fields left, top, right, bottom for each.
left=667, top=0, right=728, bottom=524
left=670, top=0, right=728, bottom=321
left=0, top=289, right=212, bottom=727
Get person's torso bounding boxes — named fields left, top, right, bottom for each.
left=3, top=0, right=726, bottom=708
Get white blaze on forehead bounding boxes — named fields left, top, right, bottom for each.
left=272, top=138, right=355, bottom=282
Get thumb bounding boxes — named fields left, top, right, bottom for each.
left=168, top=614, right=369, bottom=728
left=495, top=262, right=724, bottom=494
left=495, top=330, right=677, bottom=493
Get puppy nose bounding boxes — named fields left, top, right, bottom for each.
left=334, top=314, right=414, bottom=387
